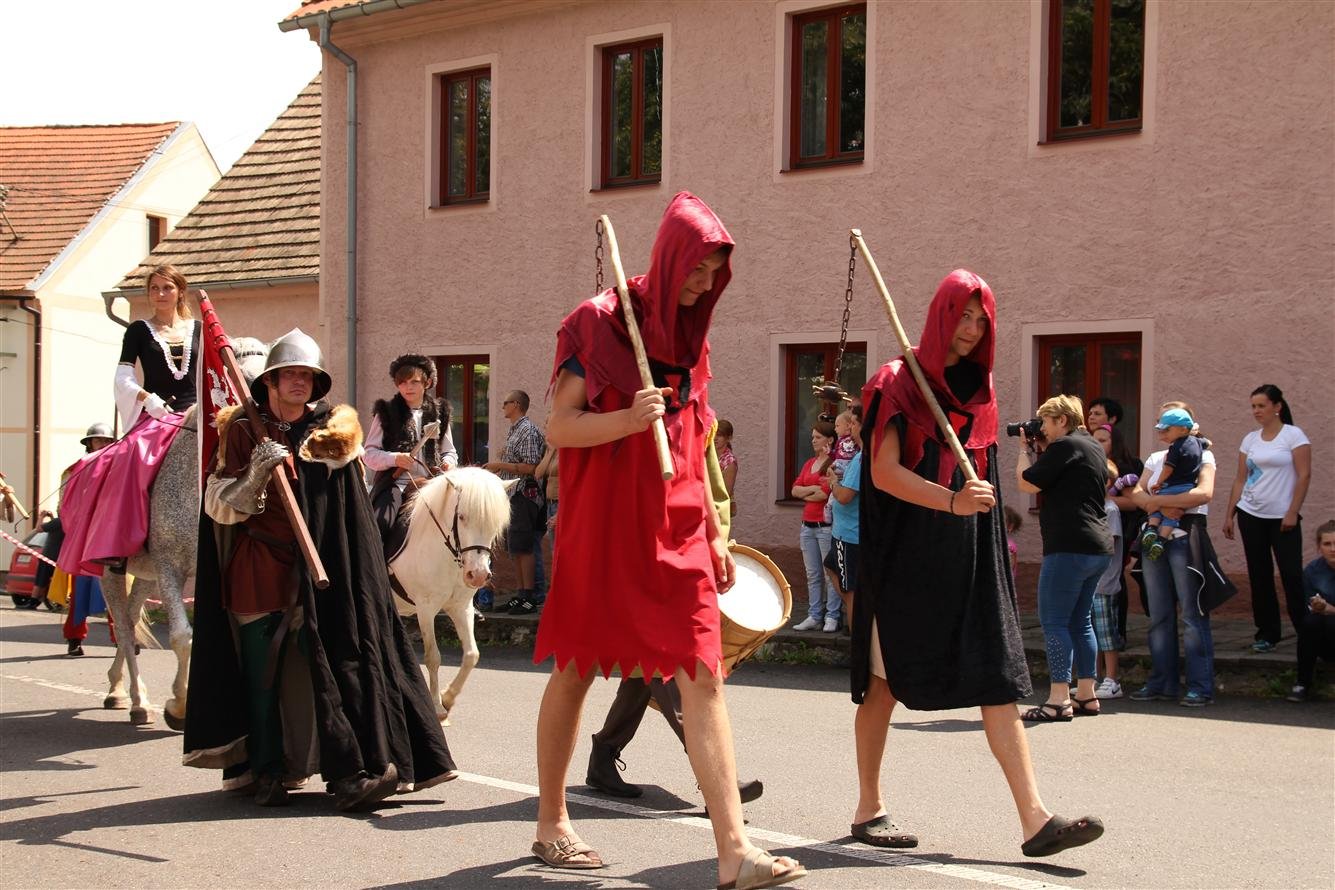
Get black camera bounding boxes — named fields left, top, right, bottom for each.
left=1005, top=418, right=1044, bottom=440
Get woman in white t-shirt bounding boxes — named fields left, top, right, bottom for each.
left=1222, top=384, right=1312, bottom=653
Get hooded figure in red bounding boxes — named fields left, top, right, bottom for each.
left=535, top=192, right=734, bottom=680
left=852, top=269, right=1030, bottom=711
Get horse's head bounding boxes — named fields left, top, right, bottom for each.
left=414, top=467, right=514, bottom=588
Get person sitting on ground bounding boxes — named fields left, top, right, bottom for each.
left=1140, top=408, right=1203, bottom=560
left=1289, top=520, right=1335, bottom=702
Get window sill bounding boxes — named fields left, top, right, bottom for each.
left=1038, top=126, right=1142, bottom=146
left=776, top=497, right=807, bottom=507
left=594, top=178, right=662, bottom=192
left=783, top=156, right=863, bottom=173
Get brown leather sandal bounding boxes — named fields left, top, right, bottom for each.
left=1021, top=702, right=1073, bottom=722
left=531, top=834, right=604, bottom=869
left=1071, top=696, right=1101, bottom=716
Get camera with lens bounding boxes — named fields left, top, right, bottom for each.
left=1005, top=418, right=1044, bottom=440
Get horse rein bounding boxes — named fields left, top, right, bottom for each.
left=406, top=474, right=492, bottom=570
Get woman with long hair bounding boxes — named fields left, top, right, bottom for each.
left=1222, top=384, right=1312, bottom=652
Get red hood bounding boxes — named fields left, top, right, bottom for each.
left=863, top=269, right=998, bottom=484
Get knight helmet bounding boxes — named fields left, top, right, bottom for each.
left=252, top=328, right=333, bottom=403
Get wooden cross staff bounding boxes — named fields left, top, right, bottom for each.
left=850, top=229, right=979, bottom=483
left=599, top=214, right=675, bottom=481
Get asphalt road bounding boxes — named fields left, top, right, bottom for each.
left=2, top=604, right=1332, bottom=889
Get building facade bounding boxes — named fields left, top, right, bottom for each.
left=286, top=0, right=1334, bottom=571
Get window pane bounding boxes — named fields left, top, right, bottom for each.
left=474, top=76, right=491, bottom=195
left=472, top=362, right=490, bottom=464
left=1097, top=340, right=1141, bottom=447
left=1046, top=345, right=1087, bottom=400
left=791, top=351, right=828, bottom=476
left=444, top=362, right=465, bottom=458
left=609, top=52, right=633, bottom=179
left=447, top=79, right=468, bottom=197
left=836, top=349, right=867, bottom=407
left=1058, top=0, right=1094, bottom=128
left=799, top=20, right=828, bottom=158
left=1107, top=0, right=1144, bottom=122
left=839, top=12, right=866, bottom=153
left=641, top=45, right=663, bottom=176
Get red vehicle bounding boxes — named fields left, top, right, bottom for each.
left=4, top=528, right=56, bottom=609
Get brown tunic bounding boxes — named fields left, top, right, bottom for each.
left=220, top=414, right=304, bottom=615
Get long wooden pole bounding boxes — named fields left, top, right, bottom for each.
left=599, top=215, right=674, bottom=481
left=196, top=291, right=330, bottom=588
left=850, top=229, right=979, bottom=483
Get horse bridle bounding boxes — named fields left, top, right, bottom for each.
left=408, top=476, right=492, bottom=570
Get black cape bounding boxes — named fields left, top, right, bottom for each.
left=183, top=402, right=456, bottom=787
left=850, top=395, right=1032, bottom=710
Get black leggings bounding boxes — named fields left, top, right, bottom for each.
left=1236, top=508, right=1305, bottom=644
left=1296, top=612, right=1335, bottom=687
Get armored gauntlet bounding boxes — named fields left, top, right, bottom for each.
left=216, top=439, right=290, bottom=515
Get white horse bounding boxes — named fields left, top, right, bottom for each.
left=390, top=466, right=515, bottom=723
left=102, top=338, right=269, bottom=727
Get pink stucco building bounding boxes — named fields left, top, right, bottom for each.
left=281, top=0, right=1333, bottom=574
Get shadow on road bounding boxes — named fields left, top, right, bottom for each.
left=1, top=708, right=177, bottom=771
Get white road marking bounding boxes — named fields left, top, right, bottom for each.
left=2, top=672, right=1071, bottom=889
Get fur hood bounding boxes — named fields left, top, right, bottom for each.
left=215, top=402, right=364, bottom=470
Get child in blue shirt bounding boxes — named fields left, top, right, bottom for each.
left=1140, top=408, right=1203, bottom=560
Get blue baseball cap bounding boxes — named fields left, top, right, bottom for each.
left=1155, top=408, right=1194, bottom=430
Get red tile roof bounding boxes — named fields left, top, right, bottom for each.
left=116, top=77, right=321, bottom=291
left=282, top=0, right=380, bottom=22
left=0, top=123, right=182, bottom=293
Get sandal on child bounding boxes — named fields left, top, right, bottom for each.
left=1071, top=696, right=1100, bottom=716
left=1021, top=814, right=1105, bottom=857
left=717, top=847, right=807, bottom=890
left=1021, top=702, right=1073, bottom=722
left=531, top=834, right=604, bottom=869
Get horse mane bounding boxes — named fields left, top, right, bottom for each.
left=411, top=466, right=511, bottom=538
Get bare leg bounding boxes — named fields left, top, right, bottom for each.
left=852, top=676, right=897, bottom=824
left=535, top=662, right=595, bottom=844
left=515, top=551, right=535, bottom=590
left=980, top=704, right=1053, bottom=841
left=1099, top=651, right=1119, bottom=682
left=1045, top=681, right=1072, bottom=706
left=675, top=662, right=801, bottom=887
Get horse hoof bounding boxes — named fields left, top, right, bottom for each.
left=104, top=696, right=129, bottom=710
left=163, top=709, right=186, bottom=731
left=129, top=707, right=153, bottom=726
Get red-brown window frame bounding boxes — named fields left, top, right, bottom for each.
left=147, top=214, right=167, bottom=251
left=439, top=67, right=491, bottom=205
left=1044, top=0, right=1144, bottom=142
left=433, top=353, right=489, bottom=464
left=1036, top=331, right=1143, bottom=441
left=789, top=3, right=866, bottom=170
left=781, top=341, right=867, bottom=499
left=600, top=37, right=663, bottom=189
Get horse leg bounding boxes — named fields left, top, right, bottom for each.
left=123, top=576, right=154, bottom=725
left=417, top=603, right=447, bottom=722
left=158, top=565, right=192, bottom=731
left=440, top=597, right=480, bottom=723
left=101, top=573, right=130, bottom=709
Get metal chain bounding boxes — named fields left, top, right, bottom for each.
left=831, top=233, right=858, bottom=384
left=594, top=220, right=605, bottom=294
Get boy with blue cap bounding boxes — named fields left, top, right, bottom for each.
left=1140, top=407, right=1202, bottom=559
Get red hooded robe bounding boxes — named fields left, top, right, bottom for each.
left=534, top=192, right=734, bottom=680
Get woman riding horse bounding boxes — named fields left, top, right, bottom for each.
left=58, top=263, right=201, bottom=577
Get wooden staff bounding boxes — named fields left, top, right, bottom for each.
left=196, top=290, right=330, bottom=588
left=599, top=214, right=674, bottom=481
left=850, top=229, right=979, bottom=483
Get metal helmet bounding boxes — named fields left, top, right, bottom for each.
left=80, top=422, right=114, bottom=447
left=251, top=328, right=333, bottom=403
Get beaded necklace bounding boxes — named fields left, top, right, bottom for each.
left=146, top=318, right=193, bottom=381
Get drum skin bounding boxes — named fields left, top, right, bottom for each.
left=719, top=543, right=792, bottom=671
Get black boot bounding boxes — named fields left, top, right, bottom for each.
left=254, top=775, right=290, bottom=807
left=66, top=639, right=84, bottom=657
left=586, top=736, right=642, bottom=798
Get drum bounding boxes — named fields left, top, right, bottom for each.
left=718, top=543, right=792, bottom=671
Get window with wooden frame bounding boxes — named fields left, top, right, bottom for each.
left=789, top=3, right=866, bottom=170
left=147, top=214, right=167, bottom=252
left=434, top=354, right=490, bottom=464
left=601, top=37, right=663, bottom=188
left=1037, top=332, right=1142, bottom=446
left=439, top=68, right=491, bottom=204
left=1045, top=0, right=1145, bottom=141
left=781, top=342, right=867, bottom=497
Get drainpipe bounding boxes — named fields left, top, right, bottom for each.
left=318, top=14, right=359, bottom=406
left=17, top=297, right=40, bottom=528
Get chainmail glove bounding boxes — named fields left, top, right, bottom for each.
left=217, top=439, right=290, bottom=515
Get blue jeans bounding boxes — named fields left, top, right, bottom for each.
left=799, top=523, right=838, bottom=622
left=1150, top=481, right=1194, bottom=529
left=1143, top=535, right=1215, bottom=697
left=1037, top=552, right=1111, bottom=684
